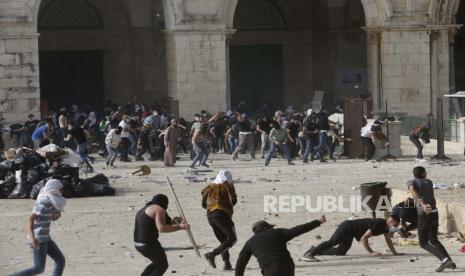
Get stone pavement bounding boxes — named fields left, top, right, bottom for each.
left=1, top=154, right=465, bottom=275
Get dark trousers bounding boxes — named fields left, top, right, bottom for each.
left=310, top=222, right=353, bottom=256
left=208, top=211, right=237, bottom=262
left=262, top=260, right=294, bottom=276
left=135, top=241, right=168, bottom=276
left=361, top=137, right=375, bottom=161
left=417, top=213, right=450, bottom=261
left=120, top=137, right=130, bottom=161
left=409, top=134, right=423, bottom=159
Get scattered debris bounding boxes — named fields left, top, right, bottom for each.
left=315, top=235, right=322, bottom=240
left=433, top=183, right=447, bottom=190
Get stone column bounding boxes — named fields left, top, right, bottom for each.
left=367, top=31, right=381, bottom=113
left=0, top=27, right=41, bottom=123
left=380, top=29, right=431, bottom=116
left=165, top=30, right=230, bottom=119
left=430, top=30, right=440, bottom=115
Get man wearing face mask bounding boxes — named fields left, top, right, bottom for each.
left=302, top=215, right=402, bottom=262
left=134, top=194, right=190, bottom=276
left=13, top=179, right=67, bottom=276
left=202, top=170, right=237, bottom=270
left=105, top=126, right=122, bottom=168
left=163, top=119, right=178, bottom=167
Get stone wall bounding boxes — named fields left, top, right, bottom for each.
left=381, top=30, right=431, bottom=115
left=0, top=27, right=40, bottom=123
left=166, top=31, right=228, bottom=118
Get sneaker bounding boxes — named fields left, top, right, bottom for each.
left=436, top=258, right=453, bottom=272
left=419, top=158, right=428, bottom=163
left=288, top=161, right=295, bottom=165
left=310, top=155, right=315, bottom=162
left=447, top=262, right=457, bottom=270
left=303, top=160, right=308, bottom=164
left=223, top=260, right=232, bottom=271
left=84, top=168, right=94, bottom=174
left=135, top=157, right=144, bottom=161
left=301, top=251, right=320, bottom=262
left=265, top=160, right=270, bottom=166
left=110, top=164, right=117, bottom=169
left=204, top=253, right=216, bottom=269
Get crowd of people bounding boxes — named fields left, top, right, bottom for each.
left=3, top=100, right=352, bottom=173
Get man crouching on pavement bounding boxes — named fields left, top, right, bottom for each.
left=302, top=215, right=403, bottom=262
left=235, top=215, right=326, bottom=276
left=202, top=170, right=237, bottom=270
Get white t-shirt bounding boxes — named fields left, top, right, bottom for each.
left=118, top=120, right=130, bottom=138
left=360, top=123, right=374, bottom=138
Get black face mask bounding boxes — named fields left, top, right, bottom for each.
left=148, top=194, right=169, bottom=209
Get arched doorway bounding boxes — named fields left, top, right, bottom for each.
left=229, top=0, right=367, bottom=114
left=37, top=0, right=168, bottom=111
left=38, top=0, right=104, bottom=109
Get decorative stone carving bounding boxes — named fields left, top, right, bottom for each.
left=38, top=0, right=102, bottom=30
left=233, top=0, right=285, bottom=30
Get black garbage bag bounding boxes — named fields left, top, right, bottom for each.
left=0, top=160, right=13, bottom=180
left=72, top=174, right=114, bottom=197
left=8, top=169, right=44, bottom=199
left=48, top=166, right=79, bottom=181
left=62, top=178, right=77, bottom=198
left=0, top=176, right=17, bottom=199
left=72, top=179, right=93, bottom=197
left=13, top=151, right=46, bottom=172
left=30, top=180, right=46, bottom=199
left=92, top=184, right=115, bottom=196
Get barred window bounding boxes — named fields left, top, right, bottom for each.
left=38, top=0, right=102, bottom=30
left=233, top=0, right=285, bottom=30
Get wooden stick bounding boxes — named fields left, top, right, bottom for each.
left=166, top=177, right=201, bottom=258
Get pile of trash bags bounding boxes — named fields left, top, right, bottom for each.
left=0, top=145, right=115, bottom=199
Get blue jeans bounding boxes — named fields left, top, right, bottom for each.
left=227, top=136, right=238, bottom=154
left=303, top=135, right=318, bottom=162
left=315, top=132, right=333, bottom=160
left=261, top=133, right=270, bottom=157
left=266, top=142, right=291, bottom=163
left=76, top=143, right=93, bottom=169
left=191, top=142, right=209, bottom=167
left=13, top=239, right=65, bottom=276
left=106, top=145, right=118, bottom=165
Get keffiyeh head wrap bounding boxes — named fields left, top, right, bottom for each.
left=37, top=179, right=67, bottom=212
left=213, top=170, right=233, bottom=184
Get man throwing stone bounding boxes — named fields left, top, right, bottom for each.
left=235, top=216, right=326, bottom=276
left=134, top=194, right=189, bottom=276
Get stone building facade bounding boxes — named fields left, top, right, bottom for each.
left=0, top=0, right=464, bottom=121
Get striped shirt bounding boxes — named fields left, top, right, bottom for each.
left=32, top=199, right=56, bottom=242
